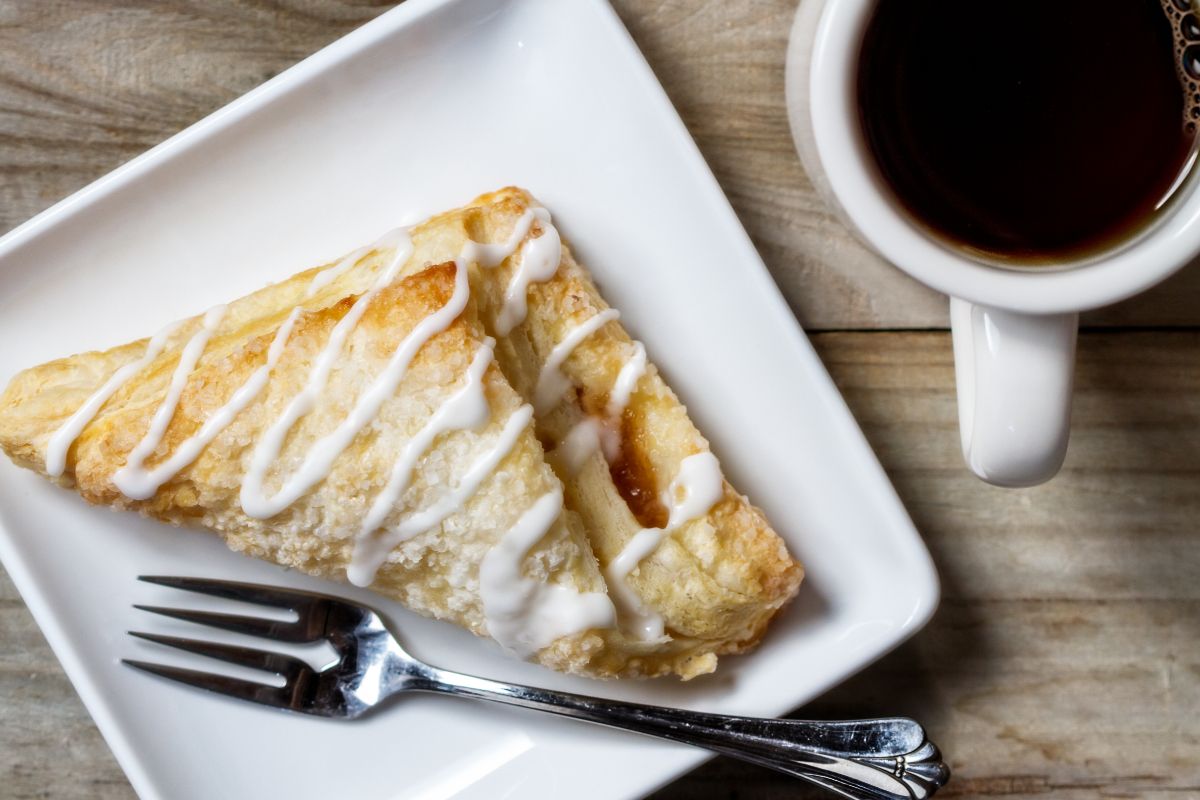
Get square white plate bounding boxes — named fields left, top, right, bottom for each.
left=0, top=1, right=939, bottom=798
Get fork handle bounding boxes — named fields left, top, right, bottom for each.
left=413, top=667, right=948, bottom=800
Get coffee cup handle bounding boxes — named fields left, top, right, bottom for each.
left=949, top=297, right=1077, bottom=487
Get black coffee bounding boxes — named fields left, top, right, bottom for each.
left=858, top=0, right=1199, bottom=263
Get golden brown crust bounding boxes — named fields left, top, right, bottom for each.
left=0, top=188, right=802, bottom=680
left=407, top=187, right=804, bottom=676
left=0, top=263, right=610, bottom=675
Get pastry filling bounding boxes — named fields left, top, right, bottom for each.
left=40, top=203, right=729, bottom=654
left=608, top=418, right=670, bottom=530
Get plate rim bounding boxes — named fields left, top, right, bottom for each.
left=0, top=0, right=940, bottom=797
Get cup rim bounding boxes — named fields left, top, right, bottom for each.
left=810, top=0, right=1200, bottom=314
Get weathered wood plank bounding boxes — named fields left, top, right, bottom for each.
left=0, top=0, right=393, bottom=245
left=653, top=329, right=1200, bottom=799
left=1, top=0, right=1196, bottom=329
left=1, top=575, right=134, bottom=799
left=1, top=1, right=1198, bottom=798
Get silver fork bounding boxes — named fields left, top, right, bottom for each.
left=125, top=576, right=949, bottom=800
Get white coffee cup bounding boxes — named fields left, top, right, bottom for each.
left=785, top=0, right=1199, bottom=487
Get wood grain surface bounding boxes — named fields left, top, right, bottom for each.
left=0, top=2, right=1197, bottom=799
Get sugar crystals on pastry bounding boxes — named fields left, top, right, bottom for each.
left=0, top=188, right=802, bottom=679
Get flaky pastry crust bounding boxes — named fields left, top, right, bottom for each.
left=0, top=189, right=802, bottom=679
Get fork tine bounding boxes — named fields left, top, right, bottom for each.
left=122, top=659, right=294, bottom=708
left=138, top=575, right=321, bottom=609
left=133, top=604, right=317, bottom=643
left=128, top=631, right=307, bottom=675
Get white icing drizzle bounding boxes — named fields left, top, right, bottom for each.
left=454, top=207, right=562, bottom=335
left=540, top=312, right=644, bottom=472
left=385, top=404, right=534, bottom=545
left=534, top=309, right=620, bottom=413
left=495, top=209, right=561, bottom=336
left=306, top=228, right=410, bottom=299
left=112, top=307, right=302, bottom=500
left=346, top=340, right=495, bottom=587
left=607, top=341, right=646, bottom=420
left=241, top=203, right=558, bottom=520
left=305, top=246, right=368, bottom=299
left=604, top=451, right=724, bottom=640
left=338, top=209, right=568, bottom=582
left=552, top=417, right=604, bottom=476
left=100, top=229, right=406, bottom=498
left=664, top=451, right=725, bottom=528
left=62, top=200, right=602, bottom=656
left=239, top=231, right=428, bottom=518
left=480, top=488, right=616, bottom=656
left=45, top=319, right=183, bottom=478
left=605, top=529, right=667, bottom=640
left=112, top=305, right=228, bottom=500
left=542, top=329, right=648, bottom=472
left=460, top=208, right=543, bottom=268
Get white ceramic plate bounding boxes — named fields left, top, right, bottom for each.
left=0, top=1, right=938, bottom=798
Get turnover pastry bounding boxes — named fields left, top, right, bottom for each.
left=0, top=188, right=802, bottom=679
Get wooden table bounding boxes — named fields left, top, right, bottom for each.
left=1, top=2, right=1197, bottom=798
